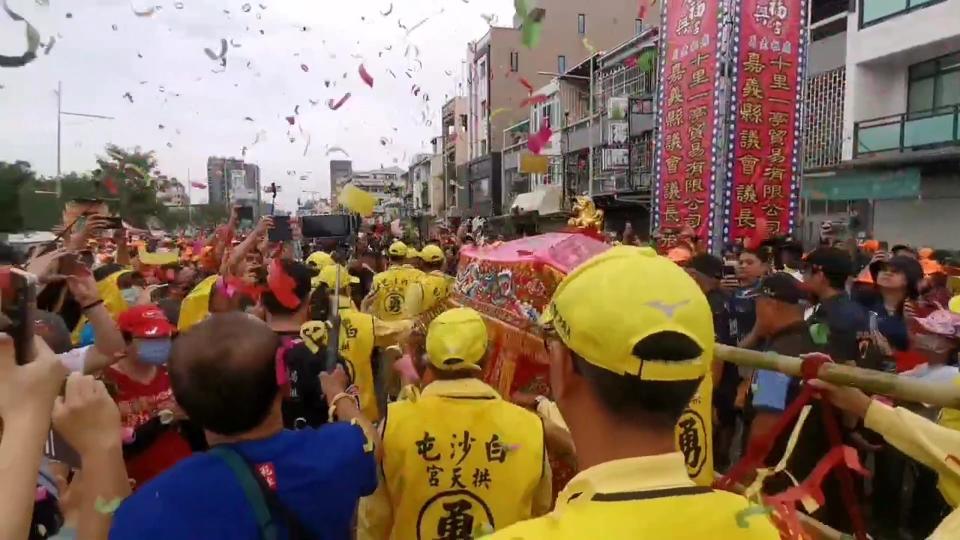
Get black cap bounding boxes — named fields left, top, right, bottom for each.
left=804, top=247, right=853, bottom=277
left=688, top=253, right=725, bottom=280
left=750, top=272, right=805, bottom=304
left=870, top=255, right=923, bottom=294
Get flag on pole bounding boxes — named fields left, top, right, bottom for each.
left=190, top=181, right=206, bottom=189
left=339, top=184, right=376, bottom=217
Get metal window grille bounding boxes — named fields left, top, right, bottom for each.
left=802, top=66, right=846, bottom=170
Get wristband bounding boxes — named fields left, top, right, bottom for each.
left=81, top=299, right=104, bottom=311
left=327, top=391, right=359, bottom=420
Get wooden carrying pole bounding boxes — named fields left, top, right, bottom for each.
left=715, top=344, right=960, bottom=409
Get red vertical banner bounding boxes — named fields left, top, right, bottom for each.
left=723, top=0, right=808, bottom=244
left=653, top=0, right=724, bottom=250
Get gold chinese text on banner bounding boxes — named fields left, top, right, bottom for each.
left=723, top=0, right=808, bottom=243
left=653, top=0, right=725, bottom=252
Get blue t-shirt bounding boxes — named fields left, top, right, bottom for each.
left=110, top=423, right=377, bottom=540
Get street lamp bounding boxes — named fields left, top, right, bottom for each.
left=539, top=56, right=596, bottom=198
left=54, top=81, right=114, bottom=197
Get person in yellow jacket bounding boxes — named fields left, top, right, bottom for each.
left=404, top=244, right=454, bottom=317
left=811, top=378, right=960, bottom=539
left=358, top=307, right=552, bottom=540
left=301, top=264, right=413, bottom=422
left=363, top=241, right=425, bottom=321
left=488, top=246, right=779, bottom=540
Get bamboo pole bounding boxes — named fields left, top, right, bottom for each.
left=715, top=344, right=960, bottom=409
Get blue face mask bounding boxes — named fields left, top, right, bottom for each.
left=135, top=339, right=172, bottom=366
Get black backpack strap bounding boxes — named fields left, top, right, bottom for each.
left=209, top=446, right=315, bottom=540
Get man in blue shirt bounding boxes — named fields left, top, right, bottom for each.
left=110, top=312, right=378, bottom=540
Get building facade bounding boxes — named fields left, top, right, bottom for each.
left=206, top=157, right=261, bottom=213
left=441, top=97, right=469, bottom=216
left=329, top=159, right=353, bottom=209
left=333, top=166, right=406, bottom=220
left=800, top=0, right=960, bottom=247
left=461, top=0, right=652, bottom=218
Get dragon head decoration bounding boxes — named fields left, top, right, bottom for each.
left=568, top=196, right=604, bottom=232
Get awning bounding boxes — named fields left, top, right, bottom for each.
left=802, top=167, right=921, bottom=200
left=511, top=186, right=563, bottom=215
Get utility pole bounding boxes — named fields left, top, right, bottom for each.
left=55, top=81, right=114, bottom=197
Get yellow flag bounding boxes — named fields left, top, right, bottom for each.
left=339, top=184, right=376, bottom=217
left=178, top=275, right=218, bottom=332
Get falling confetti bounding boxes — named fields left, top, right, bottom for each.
left=302, top=133, right=311, bottom=156
left=94, top=497, right=125, bottom=516
left=308, top=98, right=319, bottom=106
left=326, top=146, right=350, bottom=157
left=122, top=92, right=134, bottom=103
left=520, top=94, right=549, bottom=107
left=130, top=1, right=156, bottom=17
left=203, top=38, right=228, bottom=66
left=380, top=3, right=393, bottom=16
left=515, top=0, right=546, bottom=49
left=43, top=36, right=55, bottom=55
left=112, top=24, right=118, bottom=30
left=358, top=64, right=374, bottom=87
left=519, top=77, right=534, bottom=93
left=480, top=13, right=497, bottom=24
left=230, top=39, right=242, bottom=47
left=241, top=3, right=251, bottom=12
left=527, top=121, right=553, bottom=155
left=300, top=63, right=309, bottom=72
left=406, top=17, right=429, bottom=35
left=285, top=116, right=295, bottom=125
left=327, top=92, right=351, bottom=110
left=294, top=105, right=300, bottom=115
left=0, top=0, right=41, bottom=68
left=243, top=116, right=254, bottom=121
left=379, top=137, right=391, bottom=146
left=582, top=37, right=597, bottom=55
left=175, top=2, right=183, bottom=9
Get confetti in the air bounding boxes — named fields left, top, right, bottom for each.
left=358, top=64, right=374, bottom=87
left=122, top=92, right=134, bottom=103
left=285, top=116, right=295, bottom=125
left=327, top=92, right=351, bottom=110
left=300, top=63, right=309, bottom=72
left=527, top=121, right=553, bottom=155
left=241, top=3, right=251, bottom=12
left=515, top=0, right=546, bottom=49
left=243, top=116, right=254, bottom=121
left=326, top=146, right=350, bottom=157
left=380, top=3, right=393, bottom=16
left=95, top=496, right=125, bottom=516
left=519, top=77, right=534, bottom=93
left=130, top=1, right=156, bottom=17
left=582, top=37, right=597, bottom=55
left=406, top=17, right=429, bottom=35
left=0, top=0, right=41, bottom=68
left=520, top=94, right=549, bottom=107
left=203, top=38, right=228, bottom=66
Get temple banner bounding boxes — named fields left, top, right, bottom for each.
left=653, top=0, right=724, bottom=250
left=723, top=0, right=808, bottom=243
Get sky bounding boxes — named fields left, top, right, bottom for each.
left=0, top=0, right=517, bottom=211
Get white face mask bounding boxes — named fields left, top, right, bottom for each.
left=121, top=286, right=144, bottom=306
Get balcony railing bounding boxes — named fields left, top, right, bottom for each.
left=859, top=0, right=946, bottom=28
left=854, top=104, right=960, bottom=157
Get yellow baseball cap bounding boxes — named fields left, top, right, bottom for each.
left=540, top=246, right=712, bottom=381
left=407, top=248, right=421, bottom=259
left=314, top=264, right=360, bottom=289
left=388, top=241, right=408, bottom=258
left=950, top=295, right=960, bottom=315
left=426, top=308, right=487, bottom=371
left=419, top=244, right=445, bottom=263
left=306, top=251, right=334, bottom=269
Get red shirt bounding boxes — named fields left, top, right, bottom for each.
left=103, top=366, right=193, bottom=489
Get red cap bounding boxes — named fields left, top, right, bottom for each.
left=118, top=305, right=175, bottom=338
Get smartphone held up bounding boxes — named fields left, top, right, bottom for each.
left=0, top=267, right=37, bottom=365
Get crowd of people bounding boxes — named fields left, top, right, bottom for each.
left=2, top=205, right=960, bottom=540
